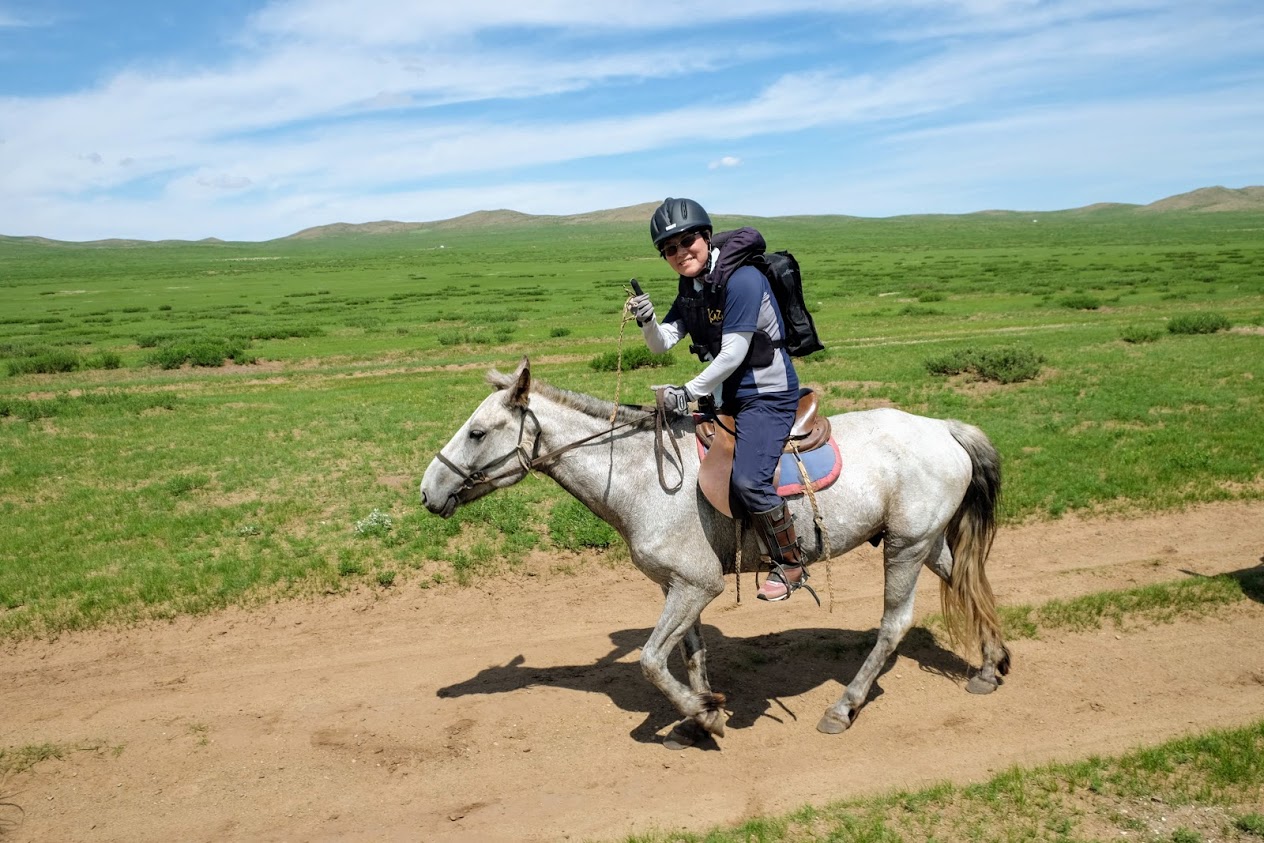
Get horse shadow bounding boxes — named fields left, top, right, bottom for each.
left=435, top=623, right=974, bottom=748
left=1180, top=559, right=1264, bottom=604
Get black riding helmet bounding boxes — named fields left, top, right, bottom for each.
left=649, top=197, right=712, bottom=251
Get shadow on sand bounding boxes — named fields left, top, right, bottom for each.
left=436, top=623, right=974, bottom=748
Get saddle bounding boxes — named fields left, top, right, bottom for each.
left=695, top=388, right=837, bottom=518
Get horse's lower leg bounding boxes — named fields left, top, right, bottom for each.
left=642, top=583, right=725, bottom=741
left=677, top=619, right=712, bottom=696
left=818, top=542, right=924, bottom=734
left=661, top=586, right=712, bottom=697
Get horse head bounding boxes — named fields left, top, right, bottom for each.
left=420, top=357, right=538, bottom=518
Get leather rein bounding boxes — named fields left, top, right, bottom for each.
left=434, top=390, right=684, bottom=503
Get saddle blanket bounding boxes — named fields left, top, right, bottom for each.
left=696, top=436, right=842, bottom=497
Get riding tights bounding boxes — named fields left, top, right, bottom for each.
left=726, top=388, right=799, bottom=516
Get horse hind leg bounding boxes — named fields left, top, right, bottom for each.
left=817, top=537, right=926, bottom=734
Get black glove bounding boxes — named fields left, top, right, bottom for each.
left=627, top=293, right=655, bottom=326
left=655, top=384, right=692, bottom=419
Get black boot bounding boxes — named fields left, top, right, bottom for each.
left=753, top=504, right=817, bottom=604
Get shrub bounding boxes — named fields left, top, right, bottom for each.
left=1059, top=293, right=1101, bottom=310
left=1168, top=312, right=1231, bottom=335
left=6, top=349, right=82, bottom=376
left=1120, top=324, right=1163, bottom=344
left=1235, top=813, right=1264, bottom=836
left=239, top=324, right=324, bottom=341
left=589, top=345, right=674, bottom=372
left=926, top=343, right=1044, bottom=384
left=146, top=336, right=252, bottom=369
left=550, top=327, right=572, bottom=338
left=85, top=351, right=123, bottom=370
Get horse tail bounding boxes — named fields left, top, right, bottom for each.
left=940, top=421, right=1010, bottom=677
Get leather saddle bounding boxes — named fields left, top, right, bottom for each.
left=695, top=388, right=833, bottom=518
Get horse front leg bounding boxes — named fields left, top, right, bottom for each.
left=642, top=581, right=725, bottom=745
left=817, top=537, right=929, bottom=734
left=662, top=586, right=712, bottom=698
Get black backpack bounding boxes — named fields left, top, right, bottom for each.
left=747, top=249, right=825, bottom=357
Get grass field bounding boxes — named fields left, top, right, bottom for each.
left=1, top=207, right=1262, bottom=640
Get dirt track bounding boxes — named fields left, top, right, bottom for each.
left=4, top=501, right=1264, bottom=842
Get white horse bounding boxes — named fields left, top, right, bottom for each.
left=420, top=357, right=1010, bottom=746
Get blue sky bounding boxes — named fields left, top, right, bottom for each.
left=0, top=0, right=1261, bottom=242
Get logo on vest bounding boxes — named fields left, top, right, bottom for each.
left=707, top=308, right=724, bottom=324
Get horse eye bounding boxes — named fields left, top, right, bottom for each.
left=468, top=428, right=486, bottom=441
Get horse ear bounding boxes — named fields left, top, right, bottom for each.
left=505, top=356, right=531, bottom=408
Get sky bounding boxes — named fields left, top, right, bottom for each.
left=0, top=0, right=1261, bottom=242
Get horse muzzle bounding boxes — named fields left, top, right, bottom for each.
left=420, top=488, right=459, bottom=519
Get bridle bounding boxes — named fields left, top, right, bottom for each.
left=433, top=390, right=685, bottom=506
left=433, top=407, right=545, bottom=500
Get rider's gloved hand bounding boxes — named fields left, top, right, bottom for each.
left=627, top=293, right=655, bottom=326
left=655, top=385, right=693, bottom=419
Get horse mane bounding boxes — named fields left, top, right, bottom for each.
left=487, top=369, right=656, bottom=429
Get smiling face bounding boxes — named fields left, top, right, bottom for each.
left=660, top=229, right=711, bottom=278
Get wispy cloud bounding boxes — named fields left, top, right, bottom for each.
left=0, top=0, right=1260, bottom=240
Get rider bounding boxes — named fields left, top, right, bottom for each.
left=628, top=197, right=808, bottom=602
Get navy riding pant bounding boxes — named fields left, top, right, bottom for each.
left=727, top=388, right=799, bottom=516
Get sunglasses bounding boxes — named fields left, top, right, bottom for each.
left=659, top=231, right=703, bottom=258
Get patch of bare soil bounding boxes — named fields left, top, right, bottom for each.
left=4, top=501, right=1264, bottom=842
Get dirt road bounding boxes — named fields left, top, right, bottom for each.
left=4, top=501, right=1264, bottom=842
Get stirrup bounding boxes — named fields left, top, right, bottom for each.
left=757, top=562, right=820, bottom=606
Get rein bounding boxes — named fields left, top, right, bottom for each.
left=435, top=400, right=683, bottom=503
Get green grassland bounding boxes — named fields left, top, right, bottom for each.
left=0, top=207, right=1262, bottom=639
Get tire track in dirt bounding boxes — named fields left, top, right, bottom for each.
left=3, top=501, right=1263, bottom=842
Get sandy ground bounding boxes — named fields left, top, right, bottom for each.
left=3, top=501, right=1264, bottom=842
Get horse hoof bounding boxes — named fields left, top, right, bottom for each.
left=966, top=675, right=998, bottom=695
left=816, top=713, right=850, bottom=734
left=663, top=719, right=708, bottom=750
left=698, top=709, right=726, bottom=738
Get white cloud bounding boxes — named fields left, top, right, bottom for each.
left=1, top=0, right=1261, bottom=239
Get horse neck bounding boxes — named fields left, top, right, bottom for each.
left=530, top=395, right=687, bottom=532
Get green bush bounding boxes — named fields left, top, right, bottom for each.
left=926, top=343, right=1044, bottom=384
left=6, top=349, right=82, bottom=376
left=589, top=345, right=674, bottom=372
left=1235, top=813, right=1264, bottom=836
left=1059, top=293, right=1102, bottom=310
left=1168, top=312, right=1231, bottom=335
left=550, top=327, right=571, bottom=338
left=1120, top=324, right=1163, bottom=344
left=548, top=498, right=618, bottom=550
left=147, top=336, right=252, bottom=369
left=86, top=351, right=124, bottom=370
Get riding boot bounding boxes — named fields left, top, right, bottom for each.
left=753, top=504, right=817, bottom=604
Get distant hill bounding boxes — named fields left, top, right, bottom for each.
left=1139, top=185, right=1264, bottom=213
left=3, top=188, right=1262, bottom=246
left=277, top=188, right=1264, bottom=240
left=281, top=203, right=660, bottom=240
